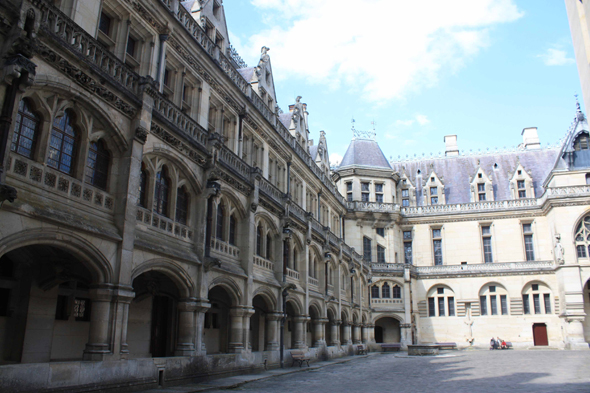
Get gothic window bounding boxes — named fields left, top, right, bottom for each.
left=523, top=223, right=535, bottom=261
left=481, top=225, right=493, bottom=263
left=574, top=215, right=590, bottom=259
left=401, top=188, right=409, bottom=206
left=99, top=12, right=112, bottom=36
left=376, top=227, right=385, bottom=237
left=522, top=282, right=552, bottom=315
left=175, top=186, right=189, bottom=225
left=477, top=183, right=486, bottom=201
left=293, top=249, right=298, bottom=271
left=432, top=228, right=443, bottom=265
left=574, top=132, right=590, bottom=151
left=371, top=285, right=380, bottom=299
left=375, top=183, right=384, bottom=203
left=361, top=182, right=370, bottom=201
left=139, top=164, right=148, bottom=208
left=256, top=225, right=262, bottom=256
left=363, top=237, right=372, bottom=262
left=154, top=166, right=170, bottom=217
left=403, top=230, right=413, bottom=264
left=229, top=215, right=236, bottom=245
left=216, top=203, right=225, bottom=240
left=427, top=286, right=455, bottom=317
left=517, top=180, right=526, bottom=198
left=381, top=283, right=390, bottom=298
left=479, top=284, right=509, bottom=316
left=392, top=285, right=401, bottom=299
left=85, top=140, right=110, bottom=190
left=12, top=99, right=39, bottom=158
left=48, top=109, right=78, bottom=175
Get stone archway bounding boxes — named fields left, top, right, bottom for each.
left=204, top=285, right=235, bottom=354
left=584, top=278, right=590, bottom=343
left=374, top=317, right=401, bottom=344
left=251, top=294, right=276, bottom=352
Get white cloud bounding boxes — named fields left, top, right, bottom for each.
left=396, top=119, right=415, bottom=126
left=244, top=0, right=522, bottom=102
left=329, top=153, right=343, bottom=167
left=395, top=114, right=430, bottom=127
left=538, top=48, right=575, bottom=66
left=416, top=114, right=430, bottom=126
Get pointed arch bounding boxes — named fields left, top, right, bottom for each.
left=131, top=259, right=194, bottom=298
left=252, top=286, right=278, bottom=310
left=208, top=276, right=242, bottom=306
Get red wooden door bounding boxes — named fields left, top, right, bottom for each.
left=533, top=323, right=548, bottom=346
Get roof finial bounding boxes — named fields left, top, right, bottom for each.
left=351, top=120, right=376, bottom=140
left=575, top=94, right=585, bottom=121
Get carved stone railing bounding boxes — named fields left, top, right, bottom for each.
left=219, top=145, right=251, bottom=180
left=546, top=186, right=590, bottom=198
left=289, top=201, right=307, bottom=223
left=371, top=299, right=403, bottom=305
left=7, top=154, right=115, bottom=212
left=309, top=277, right=319, bottom=287
left=310, top=217, right=324, bottom=235
left=136, top=207, right=193, bottom=241
left=342, top=243, right=352, bottom=257
left=172, top=2, right=215, bottom=57
left=210, top=238, right=240, bottom=259
left=347, top=201, right=400, bottom=213
left=370, top=263, right=406, bottom=273
left=227, top=45, right=248, bottom=69
left=34, top=0, right=139, bottom=95
left=328, top=231, right=340, bottom=247
left=254, top=256, right=274, bottom=271
left=152, top=92, right=209, bottom=147
left=415, top=260, right=555, bottom=276
left=327, top=284, right=334, bottom=294
left=259, top=177, right=284, bottom=206
left=287, top=268, right=300, bottom=280
left=401, top=198, right=538, bottom=216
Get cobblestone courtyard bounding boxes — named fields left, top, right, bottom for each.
left=210, top=351, right=590, bottom=393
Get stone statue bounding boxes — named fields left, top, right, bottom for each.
left=464, top=306, right=474, bottom=345
left=292, top=96, right=303, bottom=126
left=554, top=234, right=565, bottom=265
left=256, top=47, right=271, bottom=79
left=260, top=46, right=270, bottom=63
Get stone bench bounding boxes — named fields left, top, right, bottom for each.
left=381, top=343, right=402, bottom=352
left=435, top=342, right=457, bottom=350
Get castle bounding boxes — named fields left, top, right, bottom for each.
left=0, top=0, right=588, bottom=392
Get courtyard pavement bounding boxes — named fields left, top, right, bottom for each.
left=140, top=350, right=590, bottom=393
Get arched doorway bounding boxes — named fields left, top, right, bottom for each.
left=204, top=286, right=233, bottom=354
left=326, top=308, right=337, bottom=346
left=374, top=317, right=400, bottom=344
left=340, top=311, right=350, bottom=345
left=251, top=294, right=272, bottom=352
left=128, top=271, right=180, bottom=358
left=285, top=301, right=298, bottom=349
left=308, top=304, right=322, bottom=347
left=0, top=245, right=97, bottom=363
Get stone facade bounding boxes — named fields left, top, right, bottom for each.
left=0, top=1, right=588, bottom=392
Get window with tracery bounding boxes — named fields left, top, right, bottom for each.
left=216, top=203, right=225, bottom=240
left=175, top=186, right=189, bottom=225
left=575, top=215, right=590, bottom=259
left=12, top=99, right=39, bottom=158
left=154, top=166, right=170, bottom=217
left=85, top=140, right=110, bottom=190
left=48, top=109, right=78, bottom=175
left=139, top=164, right=148, bottom=208
left=229, top=215, right=236, bottom=245
left=256, top=224, right=262, bottom=256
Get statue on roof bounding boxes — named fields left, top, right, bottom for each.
left=292, top=96, right=303, bottom=126
left=256, top=46, right=271, bottom=79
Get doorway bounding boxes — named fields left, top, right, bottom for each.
left=151, top=296, right=172, bottom=357
left=375, top=326, right=383, bottom=343
left=533, top=323, right=548, bottom=346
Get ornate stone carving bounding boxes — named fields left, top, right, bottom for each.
left=135, top=127, right=148, bottom=144
left=0, top=184, right=17, bottom=205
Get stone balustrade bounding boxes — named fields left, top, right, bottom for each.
left=309, top=277, right=319, bottom=287
left=254, top=256, right=274, bottom=271
left=371, top=299, right=403, bottom=305
left=259, top=178, right=284, bottom=205
left=347, top=201, right=401, bottom=213
left=287, top=268, right=300, bottom=280
left=136, top=207, right=193, bottom=241
left=152, top=93, right=209, bottom=147
left=210, top=238, right=240, bottom=259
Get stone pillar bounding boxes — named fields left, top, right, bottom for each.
left=361, top=324, right=368, bottom=344
left=242, top=307, right=255, bottom=352
left=330, top=321, right=340, bottom=346
left=342, top=322, right=351, bottom=345
left=113, top=288, right=135, bottom=357
left=266, top=312, right=281, bottom=351
left=84, top=287, right=113, bottom=360
left=562, top=316, right=589, bottom=350
left=353, top=324, right=361, bottom=344
left=368, top=324, right=376, bottom=343
left=312, top=319, right=324, bottom=347
left=194, top=301, right=210, bottom=354
left=175, top=300, right=197, bottom=356
left=400, top=323, right=412, bottom=349
left=293, top=316, right=307, bottom=349
left=229, top=307, right=246, bottom=353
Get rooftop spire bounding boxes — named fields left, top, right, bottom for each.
left=576, top=94, right=585, bottom=121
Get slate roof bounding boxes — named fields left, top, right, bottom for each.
left=340, top=138, right=392, bottom=169
left=238, top=67, right=255, bottom=82
left=279, top=113, right=292, bottom=129
left=390, top=148, right=560, bottom=205
left=309, top=145, right=318, bottom=160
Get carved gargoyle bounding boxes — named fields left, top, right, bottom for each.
left=0, top=184, right=17, bottom=205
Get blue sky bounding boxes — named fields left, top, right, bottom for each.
left=224, top=1, right=582, bottom=164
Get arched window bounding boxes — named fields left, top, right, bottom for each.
left=175, top=186, right=189, bottom=225
left=154, top=166, right=170, bottom=217
left=574, top=132, right=590, bottom=151
left=392, top=285, right=401, bottom=299
left=256, top=224, right=262, bottom=256
left=381, top=283, right=391, bottom=298
left=12, top=99, right=39, bottom=158
left=586, top=174, right=590, bottom=185
left=85, top=140, right=110, bottom=190
left=293, top=249, right=298, bottom=271
left=371, top=285, right=380, bottom=299
left=48, top=109, right=78, bottom=175
left=574, top=215, right=590, bottom=259
left=216, top=203, right=225, bottom=240
left=138, top=164, right=148, bottom=208
left=266, top=233, right=272, bottom=261
left=521, top=282, right=552, bottom=315
left=479, top=284, right=509, bottom=316
left=229, top=215, right=236, bottom=245
left=427, top=286, right=456, bottom=317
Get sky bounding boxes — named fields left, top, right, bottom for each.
left=224, top=0, right=583, bottom=165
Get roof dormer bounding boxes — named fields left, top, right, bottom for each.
left=423, top=168, right=445, bottom=205
left=470, top=165, right=494, bottom=202
left=509, top=162, right=534, bottom=199
left=398, top=168, right=417, bottom=208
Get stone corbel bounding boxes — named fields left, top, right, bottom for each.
left=134, top=127, right=148, bottom=144
left=1, top=54, right=36, bottom=91
left=0, top=184, right=17, bottom=207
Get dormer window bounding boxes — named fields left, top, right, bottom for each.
left=430, top=187, right=437, bottom=195
left=478, top=183, right=486, bottom=201
left=402, top=189, right=409, bottom=206
left=518, top=180, right=526, bottom=198
left=478, top=173, right=482, bottom=179
left=574, top=132, right=590, bottom=151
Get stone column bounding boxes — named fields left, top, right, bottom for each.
left=312, top=319, right=323, bottom=347
left=266, top=312, right=282, bottom=351
left=342, top=322, right=351, bottom=345
left=368, top=324, right=376, bottom=343
left=353, top=324, right=361, bottom=344
left=84, top=287, right=113, bottom=360
left=562, top=316, right=589, bottom=350
left=242, top=307, right=255, bottom=352
left=400, top=323, right=412, bottom=349
left=330, top=321, right=340, bottom=346
left=175, top=300, right=197, bottom=356
left=194, top=301, right=211, bottom=354
left=229, top=307, right=246, bottom=353
left=113, top=288, right=135, bottom=358
left=293, top=316, right=307, bottom=349
left=361, top=324, right=368, bottom=344
left=319, top=318, right=328, bottom=344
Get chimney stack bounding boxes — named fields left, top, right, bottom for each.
left=522, top=127, right=541, bottom=150
left=444, top=135, right=459, bottom=156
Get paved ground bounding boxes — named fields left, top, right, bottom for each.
left=140, top=350, right=590, bottom=393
